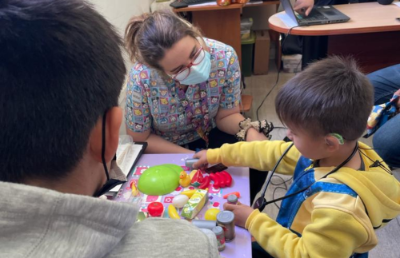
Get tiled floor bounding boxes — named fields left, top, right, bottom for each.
left=243, top=62, right=400, bottom=258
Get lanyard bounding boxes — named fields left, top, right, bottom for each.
left=254, top=142, right=359, bottom=211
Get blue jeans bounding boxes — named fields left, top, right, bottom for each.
left=367, top=64, right=400, bottom=168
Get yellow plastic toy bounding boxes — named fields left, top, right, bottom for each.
left=204, top=208, right=221, bottom=221
left=179, top=171, right=191, bottom=187
left=180, top=190, right=196, bottom=198
left=168, top=205, right=180, bottom=219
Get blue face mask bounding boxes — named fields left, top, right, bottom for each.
left=178, top=52, right=211, bottom=85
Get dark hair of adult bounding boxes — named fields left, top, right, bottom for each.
left=0, top=0, right=126, bottom=183
left=125, top=10, right=203, bottom=72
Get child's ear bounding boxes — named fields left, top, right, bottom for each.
left=324, top=134, right=341, bottom=152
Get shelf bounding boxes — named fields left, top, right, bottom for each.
left=173, top=1, right=280, bottom=12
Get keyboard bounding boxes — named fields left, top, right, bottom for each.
left=170, top=0, right=216, bottom=8
left=302, top=9, right=328, bottom=21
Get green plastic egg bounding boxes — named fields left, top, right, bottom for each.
left=138, top=164, right=181, bottom=195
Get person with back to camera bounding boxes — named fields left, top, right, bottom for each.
left=0, top=0, right=219, bottom=257
left=367, top=64, right=400, bottom=169
left=193, top=57, right=400, bottom=258
left=124, top=10, right=272, bottom=202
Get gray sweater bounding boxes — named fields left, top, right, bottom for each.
left=0, top=181, right=219, bottom=258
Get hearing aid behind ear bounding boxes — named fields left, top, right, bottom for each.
left=330, top=133, right=344, bottom=145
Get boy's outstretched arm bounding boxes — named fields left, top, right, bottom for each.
left=194, top=141, right=300, bottom=174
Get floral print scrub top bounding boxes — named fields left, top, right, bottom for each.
left=125, top=38, right=241, bottom=146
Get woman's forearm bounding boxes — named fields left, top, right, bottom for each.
left=145, top=133, right=194, bottom=154
left=216, top=113, right=267, bottom=142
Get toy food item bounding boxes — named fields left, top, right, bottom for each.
left=138, top=164, right=181, bottom=195
left=172, top=195, right=189, bottom=208
left=179, top=171, right=191, bottom=187
left=209, top=173, right=219, bottom=188
left=130, top=181, right=140, bottom=197
left=214, top=172, right=225, bottom=188
left=185, top=158, right=199, bottom=170
left=204, top=208, right=221, bottom=221
left=212, top=226, right=226, bottom=251
left=168, top=205, right=180, bottom=219
left=198, top=176, right=210, bottom=189
left=147, top=202, right=164, bottom=217
left=217, top=0, right=231, bottom=6
left=192, top=220, right=217, bottom=230
left=137, top=211, right=146, bottom=222
left=189, top=169, right=198, bottom=179
left=223, top=191, right=241, bottom=199
left=181, top=190, right=196, bottom=198
left=217, top=211, right=236, bottom=241
left=227, top=194, right=238, bottom=204
left=220, top=171, right=232, bottom=187
left=190, top=170, right=204, bottom=187
left=181, top=189, right=208, bottom=219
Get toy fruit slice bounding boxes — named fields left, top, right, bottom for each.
left=191, top=170, right=204, bottom=187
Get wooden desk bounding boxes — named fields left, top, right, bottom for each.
left=269, top=2, right=400, bottom=72
left=174, top=2, right=280, bottom=63
left=114, top=153, right=252, bottom=258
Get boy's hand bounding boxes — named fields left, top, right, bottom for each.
left=192, top=150, right=208, bottom=169
left=223, top=202, right=254, bottom=228
left=293, top=0, right=314, bottom=16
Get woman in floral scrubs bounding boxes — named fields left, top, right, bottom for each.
left=125, top=10, right=268, bottom=201
left=125, top=11, right=267, bottom=152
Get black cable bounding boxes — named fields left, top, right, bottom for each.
left=358, top=147, right=392, bottom=174
left=271, top=174, right=293, bottom=186
left=270, top=175, right=292, bottom=209
left=256, top=25, right=300, bottom=121
left=263, top=142, right=359, bottom=207
left=272, top=186, right=288, bottom=209
left=101, top=112, right=110, bottom=181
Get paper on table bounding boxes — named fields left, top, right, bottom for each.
left=246, top=1, right=263, bottom=4
left=108, top=142, right=143, bottom=193
left=117, top=142, right=143, bottom=176
left=190, top=2, right=217, bottom=7
left=277, top=12, right=298, bottom=28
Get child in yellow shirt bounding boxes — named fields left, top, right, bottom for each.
left=193, top=57, right=400, bottom=258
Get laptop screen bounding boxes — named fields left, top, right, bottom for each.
left=280, top=0, right=300, bottom=24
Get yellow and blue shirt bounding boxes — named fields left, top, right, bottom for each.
left=207, top=141, right=400, bottom=258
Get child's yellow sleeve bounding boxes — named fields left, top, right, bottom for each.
left=245, top=207, right=372, bottom=258
left=206, top=141, right=300, bottom=175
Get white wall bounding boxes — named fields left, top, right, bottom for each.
left=87, top=0, right=154, bottom=134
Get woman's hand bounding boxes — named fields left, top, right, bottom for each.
left=293, top=0, right=314, bottom=16
left=223, top=202, right=255, bottom=228
left=192, top=150, right=209, bottom=169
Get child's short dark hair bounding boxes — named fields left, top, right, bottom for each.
left=0, top=0, right=126, bottom=182
left=275, top=56, right=373, bottom=141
